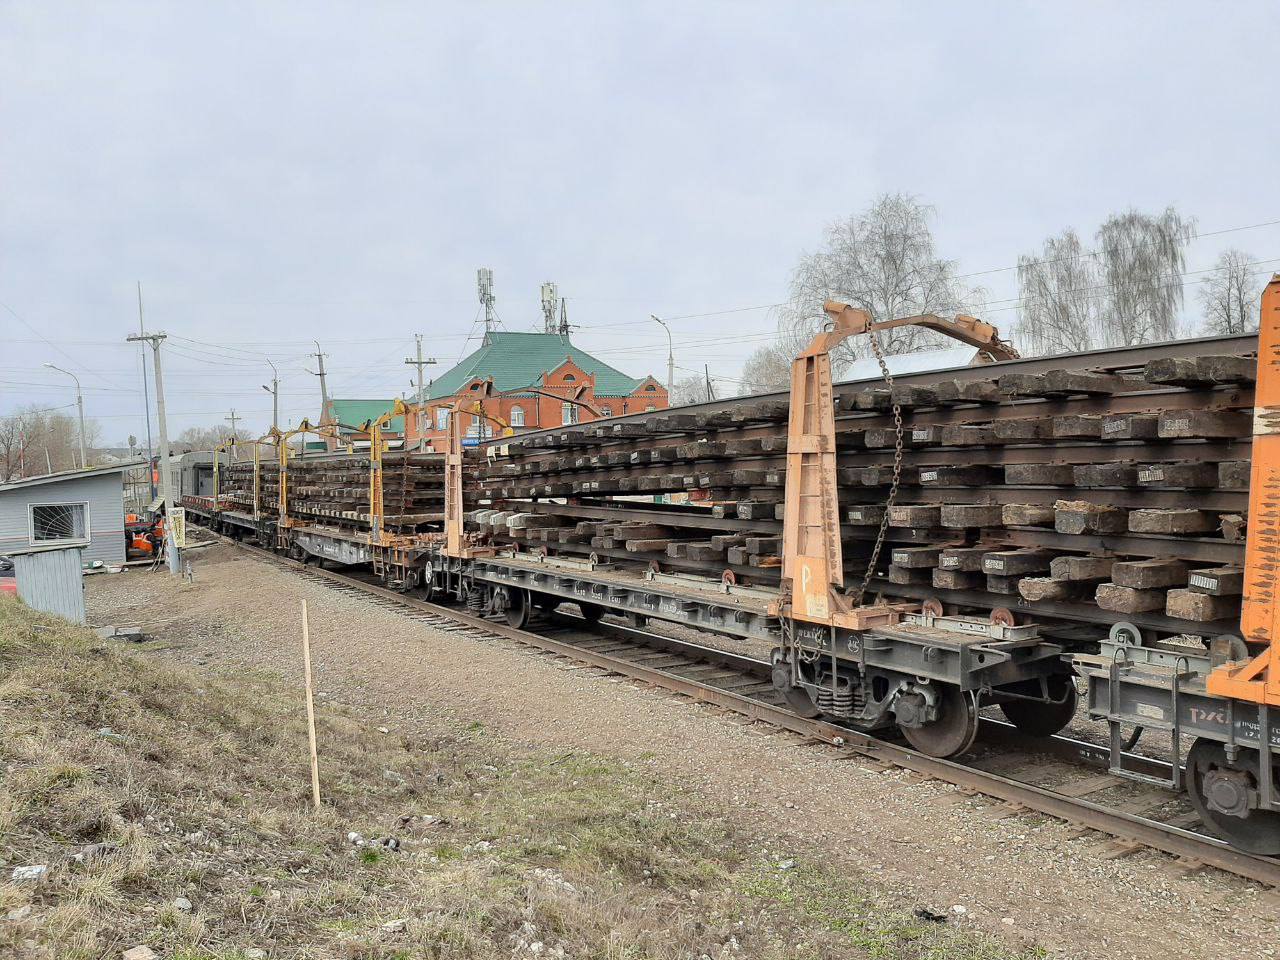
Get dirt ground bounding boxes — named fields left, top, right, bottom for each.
left=86, top=544, right=1280, bottom=960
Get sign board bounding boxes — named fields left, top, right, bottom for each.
left=169, top=507, right=187, bottom=548
left=461, top=438, right=482, bottom=447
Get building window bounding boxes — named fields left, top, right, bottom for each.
left=510, top=406, right=525, bottom=427
left=644, top=383, right=656, bottom=392
left=435, top=408, right=449, bottom=431
left=563, top=373, right=576, bottom=382
left=600, top=406, right=612, bottom=417
left=29, top=502, right=89, bottom=545
left=562, top=403, right=578, bottom=425
left=469, top=383, right=481, bottom=391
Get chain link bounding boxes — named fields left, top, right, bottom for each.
left=852, top=330, right=904, bottom=607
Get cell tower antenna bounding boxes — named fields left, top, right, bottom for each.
left=540, top=282, right=558, bottom=333
left=477, top=267, right=496, bottom=336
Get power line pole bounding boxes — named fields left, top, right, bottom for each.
left=262, top=359, right=279, bottom=431
left=477, top=267, right=496, bottom=335
left=126, top=330, right=180, bottom=575
left=308, top=341, right=330, bottom=419
left=225, top=409, right=241, bottom=459
left=704, top=364, right=716, bottom=402
left=404, top=334, right=437, bottom=449
left=136, top=282, right=155, bottom=501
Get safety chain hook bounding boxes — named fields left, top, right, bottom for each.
left=853, top=329, right=904, bottom=607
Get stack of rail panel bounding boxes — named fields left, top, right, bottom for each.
left=220, top=452, right=456, bottom=531
left=474, top=342, right=1256, bottom=637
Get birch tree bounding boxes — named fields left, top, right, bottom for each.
left=1095, top=207, right=1196, bottom=346
left=1014, top=230, right=1101, bottom=355
left=1198, top=248, right=1260, bottom=335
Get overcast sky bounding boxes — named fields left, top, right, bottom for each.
left=2, top=2, right=1278, bottom=443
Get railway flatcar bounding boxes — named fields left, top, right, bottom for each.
left=186, top=277, right=1280, bottom=854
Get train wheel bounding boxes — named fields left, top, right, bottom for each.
left=771, top=664, right=821, bottom=718
left=899, top=685, right=980, bottom=758
left=577, top=601, right=604, bottom=623
left=1186, top=739, right=1280, bottom=855
left=1000, top=676, right=1078, bottom=737
left=504, top=588, right=531, bottom=629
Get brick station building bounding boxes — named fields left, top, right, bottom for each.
left=404, top=330, right=668, bottom=449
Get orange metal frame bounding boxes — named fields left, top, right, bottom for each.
left=443, top=382, right=514, bottom=558
left=1208, top=275, right=1280, bottom=706
left=779, top=300, right=1017, bottom=630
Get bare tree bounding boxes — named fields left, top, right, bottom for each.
left=1095, top=207, right=1196, bottom=346
left=1014, top=229, right=1102, bottom=355
left=786, top=193, right=975, bottom=370
left=1198, top=248, right=1261, bottom=335
left=739, top=194, right=977, bottom=388
left=174, top=424, right=253, bottom=452
left=740, top=338, right=798, bottom=394
left=669, top=375, right=710, bottom=407
left=0, top=406, right=101, bottom=480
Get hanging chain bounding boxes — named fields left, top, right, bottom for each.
left=852, top=329, right=904, bottom=607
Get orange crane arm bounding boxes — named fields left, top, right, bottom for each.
left=821, top=300, right=1020, bottom=362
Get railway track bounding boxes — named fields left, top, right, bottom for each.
left=212, top=532, right=1280, bottom=888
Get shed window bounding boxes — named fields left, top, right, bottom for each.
left=435, top=409, right=449, bottom=430
left=562, top=403, right=579, bottom=425
left=30, top=502, right=89, bottom=545
left=510, top=406, right=525, bottom=427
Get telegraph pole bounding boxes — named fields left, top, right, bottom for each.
left=404, top=334, right=437, bottom=449
left=263, top=359, right=279, bottom=431
left=308, top=341, right=330, bottom=419
left=126, top=330, right=180, bottom=575
left=225, top=409, right=241, bottom=459
left=136, top=282, right=155, bottom=500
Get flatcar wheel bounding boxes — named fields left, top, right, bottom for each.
left=900, top=685, right=980, bottom=758
left=577, top=601, right=604, bottom=623
left=1000, top=676, right=1078, bottom=737
left=504, top=588, right=531, bottom=629
left=1187, top=739, right=1280, bottom=855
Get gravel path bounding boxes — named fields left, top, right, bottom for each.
left=86, top=545, right=1280, bottom=960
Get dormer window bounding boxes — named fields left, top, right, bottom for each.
left=644, top=383, right=656, bottom=392
left=469, top=383, right=481, bottom=391
left=563, top=373, right=576, bottom=382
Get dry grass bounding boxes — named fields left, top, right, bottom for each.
left=0, top=596, right=1039, bottom=959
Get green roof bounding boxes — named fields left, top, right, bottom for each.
left=427, top=331, right=646, bottom=400
left=325, top=399, right=404, bottom=434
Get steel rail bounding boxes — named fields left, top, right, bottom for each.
left=207, top=532, right=1280, bottom=887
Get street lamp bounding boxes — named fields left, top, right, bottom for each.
left=44, top=363, right=87, bottom=468
left=651, top=315, right=674, bottom=396
left=263, top=358, right=279, bottom=431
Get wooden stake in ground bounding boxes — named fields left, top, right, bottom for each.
left=301, top=599, right=322, bottom=810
